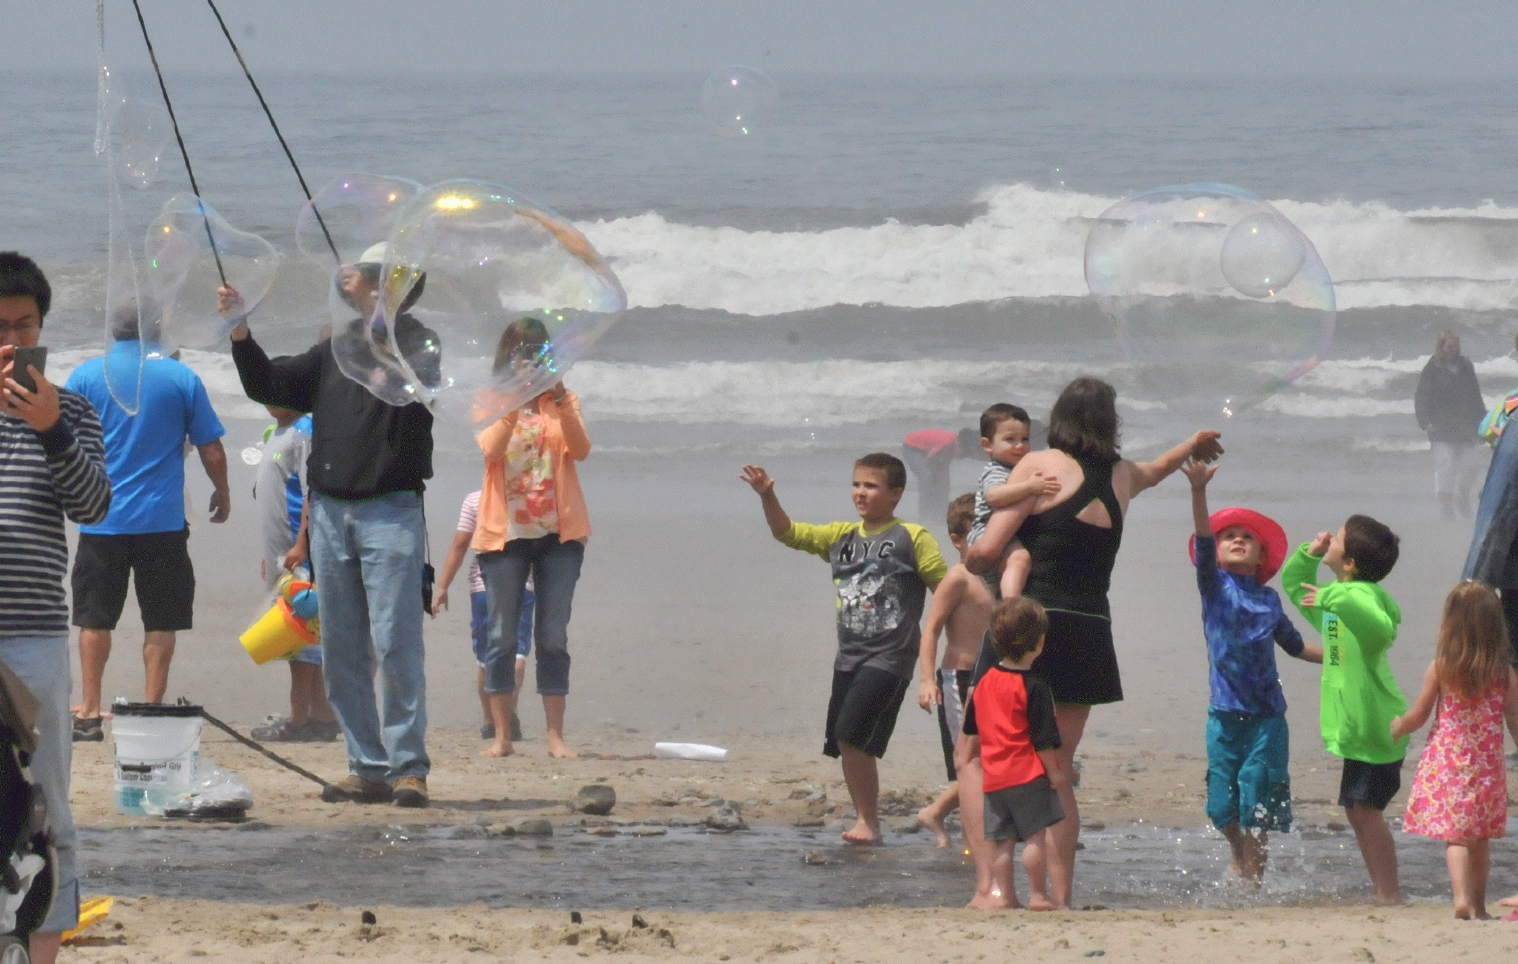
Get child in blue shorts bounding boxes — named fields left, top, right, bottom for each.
left=435, top=490, right=535, bottom=742
left=1183, top=459, right=1322, bottom=884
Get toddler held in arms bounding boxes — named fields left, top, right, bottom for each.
left=966, top=404, right=1060, bottom=601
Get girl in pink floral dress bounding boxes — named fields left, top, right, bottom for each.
left=1392, top=581, right=1518, bottom=920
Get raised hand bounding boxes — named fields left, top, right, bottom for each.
left=1181, top=458, right=1218, bottom=489
left=1188, top=430, right=1224, bottom=463
left=1307, top=531, right=1332, bottom=557
left=740, top=464, right=775, bottom=495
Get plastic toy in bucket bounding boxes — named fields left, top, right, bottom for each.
left=239, top=574, right=319, bottom=664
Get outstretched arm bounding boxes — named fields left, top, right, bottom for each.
left=1127, top=430, right=1223, bottom=496
left=1391, top=661, right=1440, bottom=740
left=740, top=465, right=792, bottom=539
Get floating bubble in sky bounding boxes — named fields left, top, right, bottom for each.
left=102, top=92, right=172, bottom=190
left=1220, top=212, right=1307, bottom=299
left=700, top=66, right=777, bottom=138
left=296, top=174, right=423, bottom=269
left=338, top=179, right=626, bottom=422
left=1084, top=183, right=1334, bottom=418
left=146, top=194, right=279, bottom=352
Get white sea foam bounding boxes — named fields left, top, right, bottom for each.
left=584, top=184, right=1518, bottom=315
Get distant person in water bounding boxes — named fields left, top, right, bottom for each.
left=1415, top=331, right=1488, bottom=519
left=902, top=428, right=979, bottom=528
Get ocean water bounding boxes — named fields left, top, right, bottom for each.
left=6, top=69, right=1518, bottom=466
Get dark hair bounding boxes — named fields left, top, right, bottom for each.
left=1046, top=377, right=1120, bottom=463
left=989, top=596, right=1048, bottom=662
left=980, top=403, right=1030, bottom=440
left=494, top=316, right=550, bottom=373
left=0, top=252, right=51, bottom=321
left=855, top=452, right=907, bottom=491
left=947, top=493, right=976, bottom=538
left=109, top=296, right=160, bottom=342
left=1343, top=514, right=1399, bottom=583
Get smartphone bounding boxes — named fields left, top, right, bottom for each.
left=10, top=345, right=46, bottom=394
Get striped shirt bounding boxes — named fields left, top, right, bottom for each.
left=0, top=390, right=112, bottom=636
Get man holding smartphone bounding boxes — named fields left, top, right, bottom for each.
left=0, top=252, right=113, bottom=964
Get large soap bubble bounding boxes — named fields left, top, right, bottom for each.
left=296, top=174, right=422, bottom=269
left=700, top=67, right=777, bottom=138
left=1084, top=184, right=1334, bottom=417
left=353, top=179, right=625, bottom=422
left=146, top=194, right=279, bottom=352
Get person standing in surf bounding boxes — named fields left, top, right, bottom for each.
left=959, top=376, right=1222, bottom=907
left=1415, top=331, right=1487, bottom=520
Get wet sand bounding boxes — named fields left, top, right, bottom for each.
left=65, top=899, right=1518, bottom=963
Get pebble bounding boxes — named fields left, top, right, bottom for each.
left=585, top=826, right=619, bottom=837
left=805, top=789, right=827, bottom=803
left=627, top=826, right=667, bottom=837
left=705, top=806, right=748, bottom=831
left=574, top=784, right=617, bottom=816
left=1081, top=820, right=1106, bottom=831
left=509, top=817, right=554, bottom=836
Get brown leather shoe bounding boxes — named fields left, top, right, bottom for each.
left=392, top=776, right=429, bottom=809
left=319, top=775, right=393, bottom=804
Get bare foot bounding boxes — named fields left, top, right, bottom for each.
left=1028, top=894, right=1062, bottom=911
left=917, top=807, right=950, bottom=848
left=967, top=890, right=1018, bottom=909
left=1498, top=894, right=1518, bottom=908
left=479, top=741, right=515, bottom=758
left=546, top=735, right=579, bottom=759
left=1373, top=894, right=1405, bottom=907
left=841, top=819, right=882, bottom=845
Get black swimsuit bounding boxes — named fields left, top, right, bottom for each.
left=975, top=455, right=1126, bottom=706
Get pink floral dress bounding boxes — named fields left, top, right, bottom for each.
left=1401, top=682, right=1509, bottom=841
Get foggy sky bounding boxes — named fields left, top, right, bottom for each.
left=12, top=1, right=1518, bottom=77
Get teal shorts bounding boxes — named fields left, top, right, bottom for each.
left=1205, top=709, right=1292, bottom=831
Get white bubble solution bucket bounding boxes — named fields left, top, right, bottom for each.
left=111, top=701, right=203, bottom=815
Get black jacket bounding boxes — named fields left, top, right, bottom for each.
left=231, top=319, right=435, bottom=499
left=1414, top=355, right=1485, bottom=444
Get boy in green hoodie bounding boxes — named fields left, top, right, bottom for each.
left=1284, top=514, right=1408, bottom=905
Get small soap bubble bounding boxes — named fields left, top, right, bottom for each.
left=103, top=91, right=172, bottom=190
left=700, top=67, right=777, bottom=138
left=346, top=179, right=626, bottom=421
left=1084, top=183, right=1334, bottom=417
left=146, top=194, right=280, bottom=352
left=1220, top=212, right=1306, bottom=299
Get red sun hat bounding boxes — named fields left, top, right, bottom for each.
left=1187, top=507, right=1289, bottom=584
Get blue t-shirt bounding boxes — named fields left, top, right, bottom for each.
left=1194, top=535, right=1304, bottom=716
left=66, top=341, right=225, bottom=536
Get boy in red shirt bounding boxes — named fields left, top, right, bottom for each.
left=962, top=596, right=1070, bottom=909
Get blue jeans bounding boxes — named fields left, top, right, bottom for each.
left=0, top=635, right=79, bottom=933
left=309, top=491, right=429, bottom=783
left=470, top=589, right=534, bottom=665
left=479, top=535, right=584, bottom=696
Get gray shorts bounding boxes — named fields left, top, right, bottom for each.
left=983, top=775, right=1064, bottom=843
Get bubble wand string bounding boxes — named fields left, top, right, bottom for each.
left=202, top=0, right=343, bottom=267
left=126, top=0, right=228, bottom=287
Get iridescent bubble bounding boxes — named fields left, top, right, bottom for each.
left=145, top=194, right=279, bottom=352
left=1220, top=212, right=1306, bottom=299
left=296, top=174, right=422, bottom=269
left=354, top=179, right=626, bottom=422
left=700, top=67, right=777, bottom=138
left=1084, top=183, right=1335, bottom=417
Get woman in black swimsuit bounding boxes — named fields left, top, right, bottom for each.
left=957, top=377, right=1221, bottom=907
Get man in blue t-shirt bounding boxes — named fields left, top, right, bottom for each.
left=64, top=302, right=228, bottom=740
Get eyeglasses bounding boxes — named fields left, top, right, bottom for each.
left=0, top=321, right=38, bottom=334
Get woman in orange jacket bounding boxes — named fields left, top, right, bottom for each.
left=474, top=318, right=592, bottom=759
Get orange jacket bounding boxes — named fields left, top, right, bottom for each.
left=473, top=390, right=591, bottom=551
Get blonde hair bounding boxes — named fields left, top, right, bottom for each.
left=1436, top=581, right=1512, bottom=700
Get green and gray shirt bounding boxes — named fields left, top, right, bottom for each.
left=780, top=518, right=947, bottom=679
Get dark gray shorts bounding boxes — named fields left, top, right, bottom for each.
left=983, top=775, right=1065, bottom=842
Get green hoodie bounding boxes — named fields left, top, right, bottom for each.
left=1283, top=544, right=1409, bottom=764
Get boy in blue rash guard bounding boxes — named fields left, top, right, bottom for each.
left=1183, top=460, right=1322, bottom=884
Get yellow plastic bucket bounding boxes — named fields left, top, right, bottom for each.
left=239, top=600, right=312, bottom=664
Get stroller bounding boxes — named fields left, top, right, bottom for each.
left=0, top=660, right=58, bottom=964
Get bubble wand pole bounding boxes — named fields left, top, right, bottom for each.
left=202, top=0, right=343, bottom=267
left=127, top=0, right=227, bottom=287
